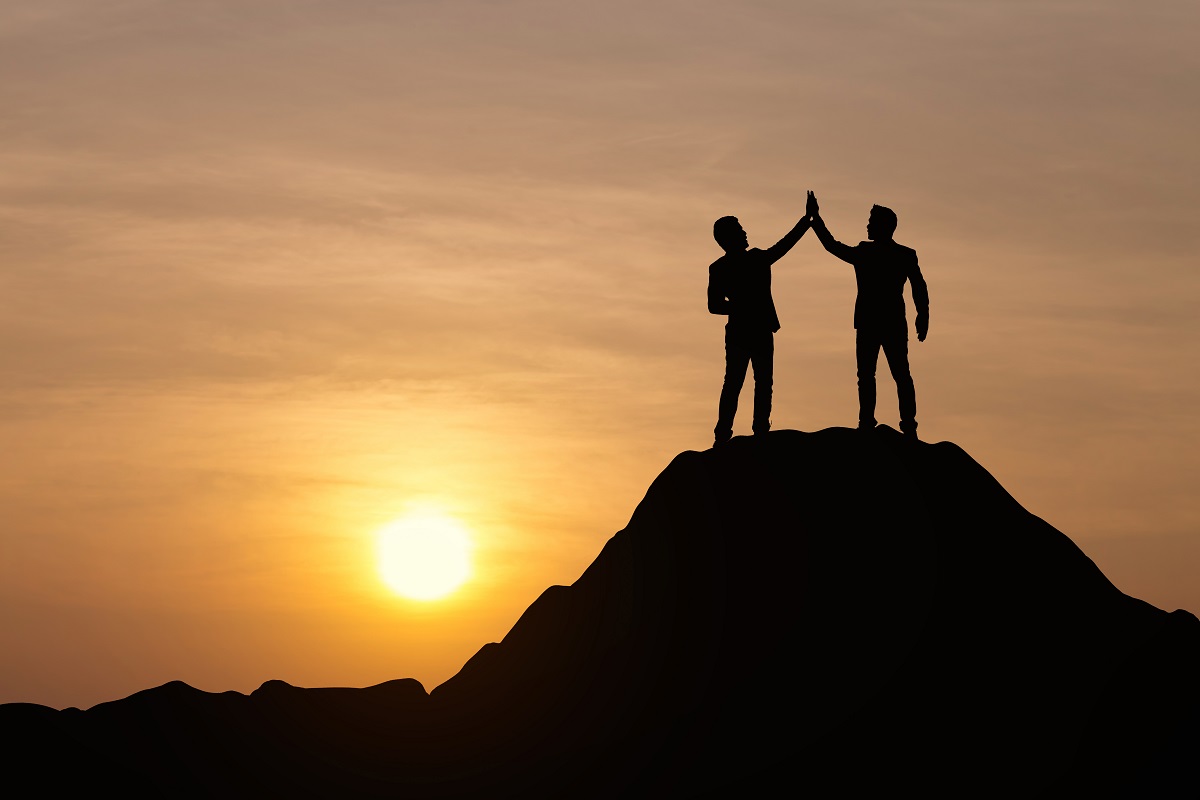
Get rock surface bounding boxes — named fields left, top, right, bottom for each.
left=4, top=427, right=1197, bottom=797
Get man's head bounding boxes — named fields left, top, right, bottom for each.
left=866, top=205, right=898, bottom=241
left=713, top=216, right=749, bottom=253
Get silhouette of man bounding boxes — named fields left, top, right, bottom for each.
left=807, top=191, right=929, bottom=437
left=708, top=212, right=812, bottom=446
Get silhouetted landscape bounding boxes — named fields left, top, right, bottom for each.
left=4, top=427, right=1197, bottom=797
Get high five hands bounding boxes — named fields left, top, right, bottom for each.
left=806, top=190, right=819, bottom=220
left=805, top=189, right=927, bottom=342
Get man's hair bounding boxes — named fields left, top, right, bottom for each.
left=713, top=215, right=740, bottom=247
left=870, top=205, right=898, bottom=237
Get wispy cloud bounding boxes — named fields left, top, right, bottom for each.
left=1, top=0, right=1197, bottom=708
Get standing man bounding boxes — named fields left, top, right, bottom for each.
left=708, top=211, right=812, bottom=446
left=807, top=191, right=929, bottom=438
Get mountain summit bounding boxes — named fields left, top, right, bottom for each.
left=5, top=427, right=1198, bottom=797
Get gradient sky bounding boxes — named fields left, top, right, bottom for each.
left=2, top=0, right=1198, bottom=710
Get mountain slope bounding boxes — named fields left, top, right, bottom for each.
left=3, top=427, right=1197, bottom=797
left=428, top=426, right=1199, bottom=796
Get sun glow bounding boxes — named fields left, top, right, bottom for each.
left=377, top=512, right=473, bottom=601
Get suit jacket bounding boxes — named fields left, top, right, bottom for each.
left=813, top=219, right=929, bottom=336
left=708, top=248, right=781, bottom=343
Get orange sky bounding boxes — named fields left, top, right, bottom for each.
left=2, top=1, right=1198, bottom=710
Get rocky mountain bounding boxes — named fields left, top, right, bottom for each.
left=4, top=427, right=1197, bottom=797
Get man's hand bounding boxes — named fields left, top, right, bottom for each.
left=916, top=313, right=929, bottom=342
left=806, top=190, right=819, bottom=219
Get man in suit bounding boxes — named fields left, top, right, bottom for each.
left=708, top=211, right=812, bottom=446
left=807, top=191, right=929, bottom=438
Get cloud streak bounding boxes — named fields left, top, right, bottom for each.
left=1, top=0, right=1197, bottom=708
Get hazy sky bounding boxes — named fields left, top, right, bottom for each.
left=2, top=0, right=1198, bottom=709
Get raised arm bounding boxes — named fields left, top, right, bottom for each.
left=762, top=216, right=812, bottom=265
left=806, top=191, right=857, bottom=264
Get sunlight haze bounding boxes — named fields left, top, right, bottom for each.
left=1, top=0, right=1198, bottom=709
left=377, top=511, right=473, bottom=601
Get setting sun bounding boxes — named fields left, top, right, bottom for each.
left=377, top=512, right=473, bottom=601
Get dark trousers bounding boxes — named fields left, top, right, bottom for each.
left=715, top=331, right=773, bottom=440
left=857, top=328, right=916, bottom=432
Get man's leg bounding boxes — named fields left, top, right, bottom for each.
left=882, top=334, right=917, bottom=436
left=856, top=330, right=881, bottom=429
left=715, top=337, right=751, bottom=444
left=750, top=333, right=774, bottom=435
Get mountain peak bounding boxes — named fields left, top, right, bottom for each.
left=4, top=427, right=1197, bottom=796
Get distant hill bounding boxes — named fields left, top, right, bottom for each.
left=4, top=427, right=1197, bottom=797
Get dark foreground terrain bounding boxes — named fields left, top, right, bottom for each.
left=4, top=427, right=1198, bottom=797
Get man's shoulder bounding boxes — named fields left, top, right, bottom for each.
left=745, top=247, right=776, bottom=266
left=862, top=240, right=917, bottom=260
left=848, top=240, right=872, bottom=259
left=711, top=249, right=766, bottom=269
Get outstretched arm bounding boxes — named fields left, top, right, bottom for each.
left=807, top=191, right=857, bottom=264
left=763, top=215, right=812, bottom=265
